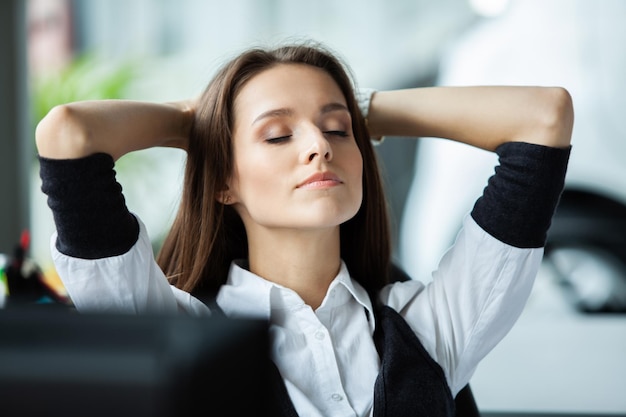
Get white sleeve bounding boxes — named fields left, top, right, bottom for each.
left=51, top=217, right=210, bottom=316
left=380, top=214, right=543, bottom=396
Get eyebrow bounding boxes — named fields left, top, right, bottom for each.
left=251, top=102, right=349, bottom=126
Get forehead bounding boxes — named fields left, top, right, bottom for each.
left=233, top=63, right=347, bottom=124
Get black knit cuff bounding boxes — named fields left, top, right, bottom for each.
left=471, top=142, right=571, bottom=248
left=39, top=153, right=139, bottom=259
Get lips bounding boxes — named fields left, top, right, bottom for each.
left=297, top=171, right=343, bottom=189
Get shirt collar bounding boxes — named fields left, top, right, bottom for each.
left=215, top=259, right=273, bottom=319
left=329, top=261, right=376, bottom=332
left=216, top=259, right=375, bottom=332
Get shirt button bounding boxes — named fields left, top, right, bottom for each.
left=331, top=393, right=343, bottom=402
left=314, top=331, right=325, bottom=340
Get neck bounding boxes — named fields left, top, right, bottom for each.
left=246, top=226, right=341, bottom=309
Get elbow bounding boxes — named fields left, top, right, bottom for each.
left=36, top=104, right=91, bottom=159
left=537, top=87, right=574, bottom=148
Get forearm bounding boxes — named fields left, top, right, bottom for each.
left=36, top=99, right=194, bottom=161
left=367, top=86, right=574, bottom=151
left=40, top=153, right=139, bottom=259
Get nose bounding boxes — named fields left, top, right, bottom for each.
left=302, top=129, right=333, bottom=164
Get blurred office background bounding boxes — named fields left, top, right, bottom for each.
left=2, top=0, right=625, bottom=414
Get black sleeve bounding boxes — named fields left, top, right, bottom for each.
left=39, top=153, right=140, bottom=259
left=470, top=142, right=571, bottom=249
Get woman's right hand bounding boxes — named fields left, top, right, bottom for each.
left=36, top=98, right=195, bottom=161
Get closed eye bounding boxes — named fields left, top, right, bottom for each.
left=324, top=130, right=349, bottom=138
left=266, top=135, right=291, bottom=144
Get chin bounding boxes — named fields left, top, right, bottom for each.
left=305, top=208, right=359, bottom=229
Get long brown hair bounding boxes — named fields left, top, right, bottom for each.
left=157, top=41, right=391, bottom=298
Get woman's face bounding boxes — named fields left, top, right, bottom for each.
left=227, top=63, right=363, bottom=232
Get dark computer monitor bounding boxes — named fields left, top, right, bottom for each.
left=0, top=306, right=270, bottom=417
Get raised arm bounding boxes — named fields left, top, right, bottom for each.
left=36, top=99, right=194, bottom=161
left=367, top=86, right=574, bottom=150
left=374, top=86, right=575, bottom=395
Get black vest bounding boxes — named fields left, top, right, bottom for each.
left=266, top=304, right=455, bottom=417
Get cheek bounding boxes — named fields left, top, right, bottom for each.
left=338, top=145, right=364, bottom=212
left=347, top=147, right=364, bottom=189
left=356, top=159, right=364, bottom=204
left=230, top=150, right=284, bottom=201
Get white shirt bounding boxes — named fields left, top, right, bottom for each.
left=51, top=213, right=542, bottom=417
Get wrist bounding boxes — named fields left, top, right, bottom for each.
left=163, top=100, right=194, bottom=150
left=356, top=88, right=385, bottom=146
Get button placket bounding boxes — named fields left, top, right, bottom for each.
left=311, top=328, right=348, bottom=408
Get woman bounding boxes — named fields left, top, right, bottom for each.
left=36, top=42, right=573, bottom=416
